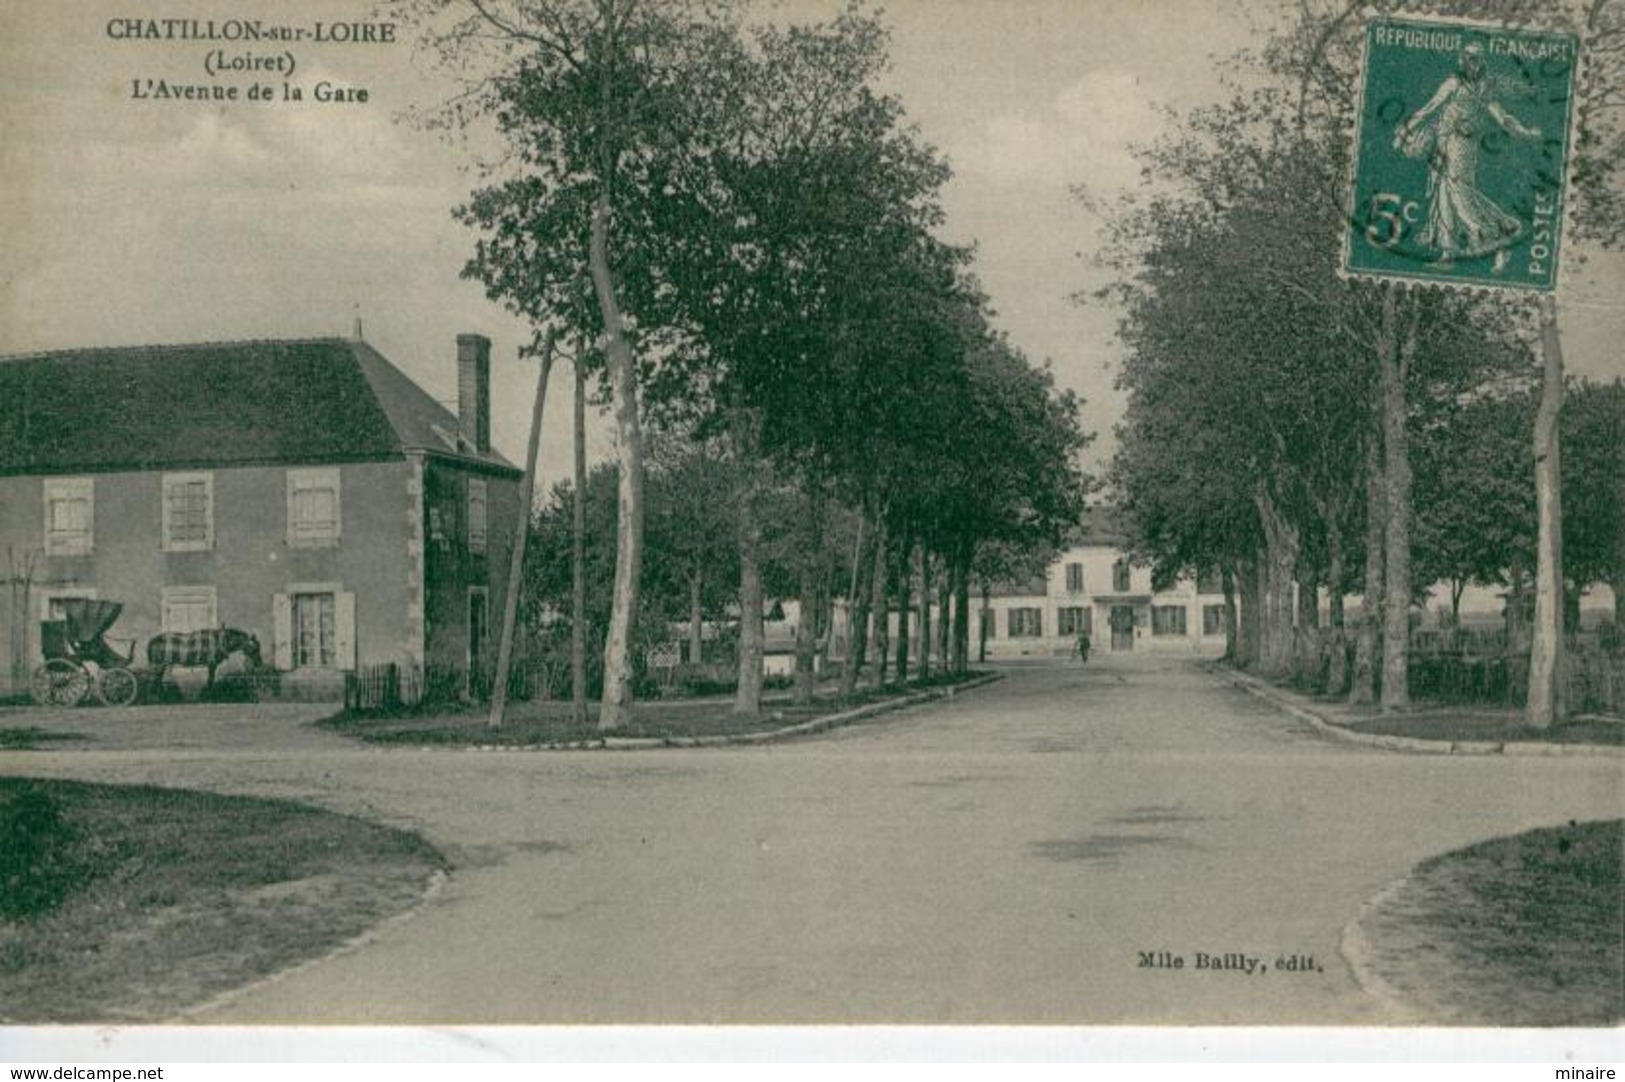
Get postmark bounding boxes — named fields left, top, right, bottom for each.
left=1343, top=15, right=1580, bottom=292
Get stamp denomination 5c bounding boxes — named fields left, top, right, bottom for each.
left=1345, top=16, right=1580, bottom=292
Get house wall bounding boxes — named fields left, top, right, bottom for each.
left=0, top=460, right=416, bottom=697
left=975, top=545, right=1226, bottom=659
left=419, top=457, right=522, bottom=682
left=820, top=544, right=1227, bottom=665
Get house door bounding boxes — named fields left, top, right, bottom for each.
left=1110, top=606, right=1135, bottom=651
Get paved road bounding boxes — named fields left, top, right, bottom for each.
left=3, top=657, right=1619, bottom=1024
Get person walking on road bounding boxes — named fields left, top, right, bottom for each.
left=1074, top=631, right=1091, bottom=664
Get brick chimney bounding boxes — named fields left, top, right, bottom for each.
left=456, top=333, right=491, bottom=453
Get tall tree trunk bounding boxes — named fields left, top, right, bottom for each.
left=688, top=573, right=704, bottom=666
left=869, top=518, right=891, bottom=689
left=894, top=538, right=913, bottom=685
left=734, top=502, right=764, bottom=716
left=952, top=542, right=971, bottom=674
left=488, top=332, right=555, bottom=728
left=1351, top=426, right=1385, bottom=705
left=1527, top=295, right=1567, bottom=727
left=1220, top=564, right=1238, bottom=663
left=1295, top=563, right=1320, bottom=688
left=590, top=195, right=645, bottom=731
left=571, top=351, right=588, bottom=726
left=1255, top=488, right=1299, bottom=680
left=841, top=509, right=875, bottom=697
left=1254, top=549, right=1271, bottom=670
left=937, top=574, right=952, bottom=672
left=1297, top=572, right=1320, bottom=630
left=1507, top=564, right=1531, bottom=652
left=1380, top=289, right=1415, bottom=711
left=793, top=487, right=822, bottom=706
left=917, top=550, right=933, bottom=681
left=1236, top=556, right=1261, bottom=669
left=979, top=580, right=992, bottom=663
left=1613, top=404, right=1625, bottom=629
left=1325, top=522, right=1348, bottom=696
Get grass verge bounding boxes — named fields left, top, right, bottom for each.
left=320, top=671, right=988, bottom=747
left=1353, top=818, right=1623, bottom=1026
left=0, top=727, right=90, bottom=750
left=0, top=778, right=442, bottom=1023
left=1343, top=713, right=1624, bottom=746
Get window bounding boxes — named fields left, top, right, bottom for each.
left=1112, top=560, right=1132, bottom=593
left=44, top=478, right=93, bottom=555
left=162, top=472, right=214, bottom=551
left=1203, top=604, right=1226, bottom=636
left=1058, top=606, right=1091, bottom=636
left=293, top=592, right=337, bottom=668
left=287, top=468, right=341, bottom=547
left=1008, top=607, right=1043, bottom=638
left=981, top=609, right=997, bottom=640
left=1152, top=605, right=1188, bottom=636
left=161, top=586, right=218, bottom=633
left=467, top=478, right=488, bottom=555
left=273, top=586, right=354, bottom=671
left=1197, top=569, right=1223, bottom=596
left=1065, top=562, right=1085, bottom=593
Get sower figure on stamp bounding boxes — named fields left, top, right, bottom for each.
left=1392, top=40, right=1541, bottom=275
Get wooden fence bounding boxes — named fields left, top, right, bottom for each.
left=1405, top=638, right=1623, bottom=716
left=344, top=658, right=566, bottom=712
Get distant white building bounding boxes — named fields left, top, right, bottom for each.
left=976, top=540, right=1227, bottom=659
left=816, top=536, right=1228, bottom=666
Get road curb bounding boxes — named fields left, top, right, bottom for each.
left=448, top=673, right=1004, bottom=752
left=1215, top=666, right=1623, bottom=757
left=1338, top=873, right=1424, bottom=1024
left=169, top=864, right=449, bottom=1024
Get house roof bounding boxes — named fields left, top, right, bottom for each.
left=0, top=337, right=519, bottom=477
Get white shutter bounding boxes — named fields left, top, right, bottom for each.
left=285, top=475, right=297, bottom=547
left=272, top=593, right=293, bottom=670
left=335, top=591, right=356, bottom=671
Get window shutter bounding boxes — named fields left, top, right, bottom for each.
left=330, top=472, right=343, bottom=544
left=201, top=476, right=214, bottom=548
left=272, top=593, right=293, bottom=670
left=285, top=475, right=296, bottom=548
left=84, top=479, right=95, bottom=553
left=335, top=591, right=356, bottom=671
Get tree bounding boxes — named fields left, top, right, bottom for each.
left=1093, top=82, right=1532, bottom=705
left=1561, top=378, right=1625, bottom=624
left=410, top=2, right=1090, bottom=708
left=400, top=0, right=749, bottom=728
left=642, top=429, right=740, bottom=663
left=1255, top=0, right=1625, bottom=722
left=1413, top=390, right=1539, bottom=622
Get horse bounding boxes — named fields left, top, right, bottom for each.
left=146, top=628, right=262, bottom=692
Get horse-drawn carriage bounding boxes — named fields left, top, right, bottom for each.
left=30, top=600, right=264, bottom=708
left=31, top=598, right=140, bottom=707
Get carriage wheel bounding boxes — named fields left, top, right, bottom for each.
left=31, top=659, right=90, bottom=707
left=96, top=667, right=140, bottom=708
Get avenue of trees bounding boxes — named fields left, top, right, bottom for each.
left=395, top=0, right=1090, bottom=726
left=1091, top=0, right=1624, bottom=723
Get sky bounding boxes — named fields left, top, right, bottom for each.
left=2, top=0, right=1622, bottom=494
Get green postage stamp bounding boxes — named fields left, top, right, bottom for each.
left=1345, top=16, right=1580, bottom=291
